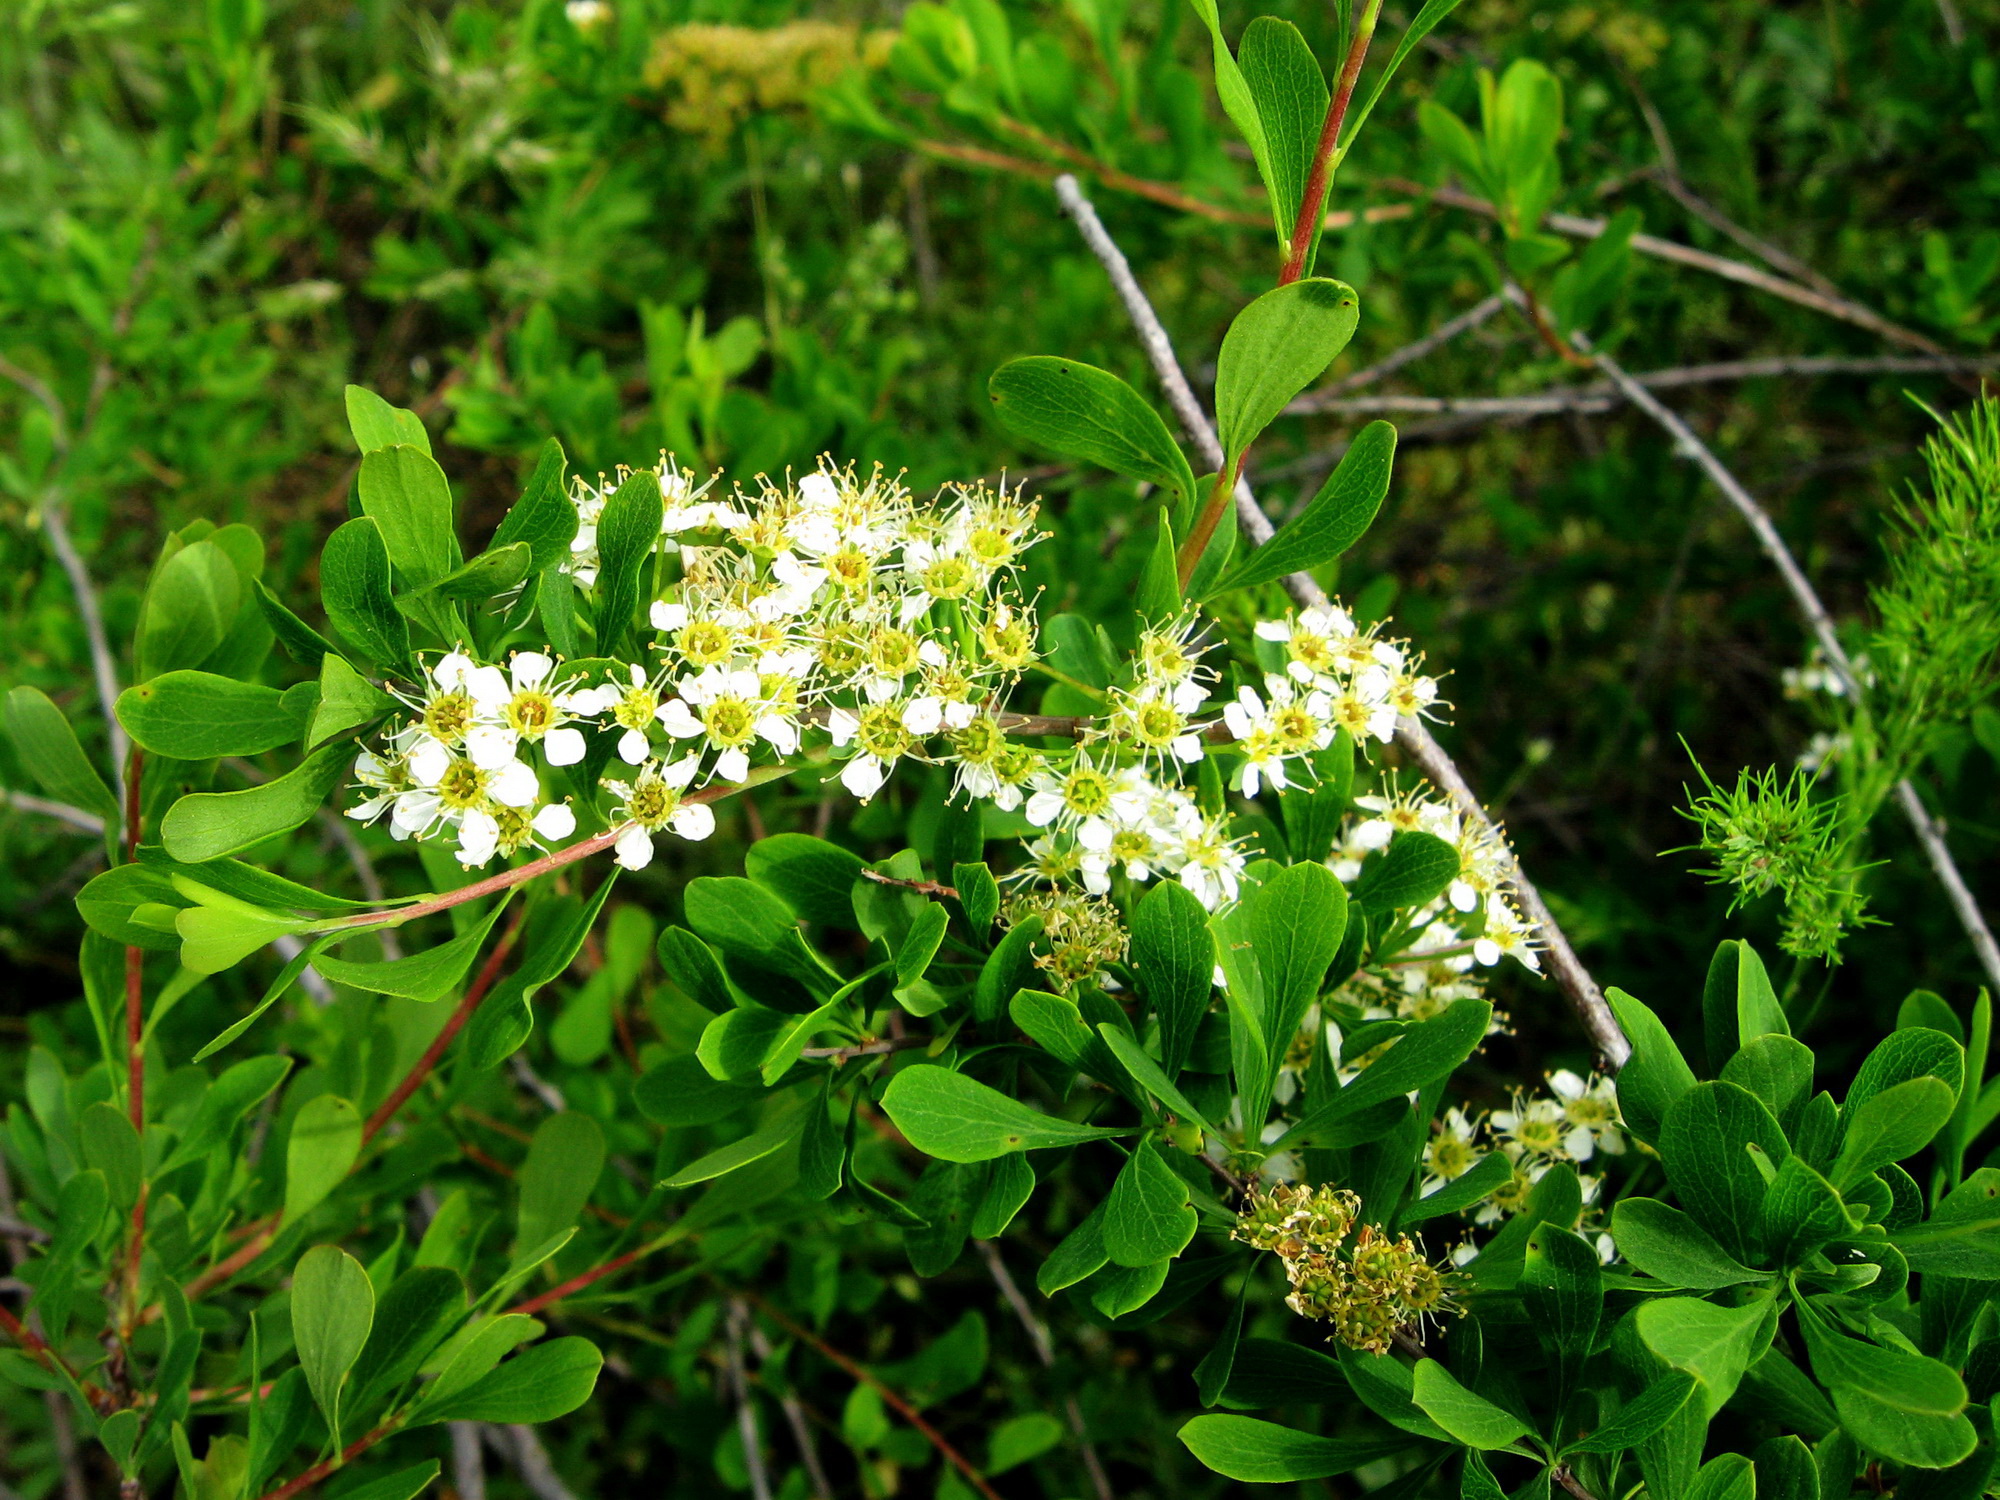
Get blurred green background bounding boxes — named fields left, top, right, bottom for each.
left=1, top=0, right=1995, bottom=1490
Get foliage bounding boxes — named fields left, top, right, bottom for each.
left=2, top=0, right=1999, bottom=1496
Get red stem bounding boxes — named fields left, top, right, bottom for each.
left=508, top=1242, right=652, bottom=1319
left=361, top=914, right=524, bottom=1143
left=253, top=1419, right=400, bottom=1500
left=122, top=750, right=147, bottom=1329
left=1174, top=451, right=1243, bottom=587
left=1277, top=0, right=1383, bottom=286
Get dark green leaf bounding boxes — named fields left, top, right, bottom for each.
left=744, top=833, right=865, bottom=927
left=309, top=654, right=392, bottom=748
left=1103, top=1143, right=1198, bottom=1267
left=1238, top=18, right=1328, bottom=268
left=1607, top=987, right=1698, bottom=1146
left=1797, top=1299, right=1975, bottom=1468
left=1280, top=999, right=1490, bottom=1148
left=1178, top=1415, right=1410, bottom=1482
left=1130, top=878, right=1213, bottom=1081
left=1215, top=279, right=1360, bottom=462
left=988, top=358, right=1197, bottom=521
left=488, top=438, right=575, bottom=572
left=1658, top=1080, right=1787, bottom=1262
left=417, top=1337, right=602, bottom=1425
left=880, top=1065, right=1132, bottom=1162
left=591, top=470, right=662, bottom=658
left=1212, top=422, right=1397, bottom=595
left=1352, top=829, right=1459, bottom=916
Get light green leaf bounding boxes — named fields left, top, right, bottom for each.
left=1610, top=1198, right=1770, bottom=1289
left=357, top=445, right=457, bottom=591
left=1178, top=1415, right=1412, bottom=1482
left=396, top=542, right=531, bottom=611
left=1409, top=1360, right=1530, bottom=1449
left=896, top=902, right=949, bottom=985
left=1341, top=0, right=1471, bottom=151
left=172, top=879, right=316, bottom=976
left=1215, top=279, right=1360, bottom=463
left=879, top=1065, right=1133, bottom=1162
left=1036, top=1203, right=1108, bottom=1295
left=1241, top=861, right=1347, bottom=1074
left=321, top=518, right=411, bottom=671
left=160, top=742, right=351, bottom=863
left=416, top=1337, right=601, bottom=1425
left=1209, top=421, right=1396, bottom=595
left=344, top=386, right=432, bottom=456
left=139, top=539, right=239, bottom=681
left=1398, top=1152, right=1512, bottom=1227
left=1635, top=1294, right=1772, bottom=1418
left=988, top=358, right=1198, bottom=522
left=514, top=1113, right=605, bottom=1256
left=330, top=1463, right=438, bottom=1500
left=1097, top=1025, right=1218, bottom=1137
left=1103, top=1143, right=1197, bottom=1267
left=1181, top=0, right=1276, bottom=237
left=1279, top=999, right=1490, bottom=1148
left=986, top=1413, right=1064, bottom=1475
left=1238, top=18, right=1329, bottom=263
left=659, top=1117, right=803, bottom=1189
left=3, top=686, right=119, bottom=824
left=160, top=1055, right=292, bottom=1174
left=284, top=1095, right=361, bottom=1226
left=1796, top=1298, right=1975, bottom=1468
left=696, top=1004, right=790, bottom=1081
left=1130, top=877, right=1213, bottom=1081
left=1831, top=1076, right=1956, bottom=1189
left=291, top=1244, right=375, bottom=1443
left=309, top=654, right=393, bottom=748
left=312, top=896, right=511, bottom=1002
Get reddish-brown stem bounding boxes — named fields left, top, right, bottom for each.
left=121, top=751, right=147, bottom=1331
left=508, top=1242, right=653, bottom=1319
left=1278, top=0, right=1384, bottom=286
left=180, top=1226, right=276, bottom=1305
left=1175, top=452, right=1243, bottom=587
left=739, top=1291, right=1006, bottom=1500
left=361, top=914, right=524, bottom=1143
left=859, top=869, right=959, bottom=900
left=253, top=1418, right=401, bottom=1500
left=0, top=1303, right=106, bottom=1411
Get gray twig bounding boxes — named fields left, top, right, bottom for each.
left=1054, top=172, right=1629, bottom=1067
left=450, top=1423, right=486, bottom=1500
left=1641, top=169, right=1842, bottom=298
left=1320, top=292, right=1509, bottom=398
left=725, top=1300, right=774, bottom=1500
left=0, top=791, right=103, bottom=835
left=975, top=1240, right=1114, bottom=1500
left=745, top=1320, right=835, bottom=1500
left=1577, top=335, right=2000, bottom=1000
left=477, top=1424, right=576, bottom=1500
left=1289, top=354, right=1999, bottom=418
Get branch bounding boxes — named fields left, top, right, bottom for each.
left=37, top=496, right=127, bottom=785
left=744, top=1320, right=836, bottom=1500
left=1289, top=354, right=2000, bottom=417
left=974, top=1240, right=1115, bottom=1500
left=0, top=790, right=104, bottom=835
left=725, top=1300, right=774, bottom=1500
left=1053, top=172, right=1630, bottom=1069
left=1319, top=293, right=1510, bottom=398
left=1277, top=0, right=1383, bottom=285
left=479, top=1425, right=577, bottom=1500
left=1575, top=334, right=2000, bottom=1000
left=252, top=1418, right=401, bottom=1500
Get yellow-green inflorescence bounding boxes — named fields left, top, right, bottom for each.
left=1232, top=1184, right=1464, bottom=1355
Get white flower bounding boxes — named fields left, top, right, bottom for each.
left=657, top=667, right=799, bottom=783
left=1473, top=895, right=1541, bottom=972
left=461, top=650, right=598, bottom=770
left=1549, top=1069, right=1625, bottom=1159
left=604, top=756, right=713, bottom=870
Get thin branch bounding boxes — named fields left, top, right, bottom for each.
left=37, top=498, right=127, bottom=784
left=799, top=1037, right=929, bottom=1062
left=0, top=790, right=104, bottom=835
left=1290, top=354, right=1999, bottom=417
left=1319, top=293, right=1510, bottom=398
left=1053, top=172, right=1629, bottom=1068
left=481, top=1425, right=576, bottom=1500
left=1575, top=335, right=2000, bottom=1000
left=725, top=1300, right=774, bottom=1500
left=859, top=868, right=959, bottom=899
left=975, top=1240, right=1115, bottom=1500
left=251, top=1418, right=401, bottom=1500
left=451, top=1423, right=487, bottom=1500
left=745, top=1321, right=836, bottom=1500
left=1384, top=177, right=1948, bottom=357
left=1640, top=167, right=1843, bottom=298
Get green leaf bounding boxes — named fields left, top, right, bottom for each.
left=1181, top=0, right=1276, bottom=237
left=412, top=1316, right=541, bottom=1415
left=332, top=1464, right=439, bottom=1500
left=1279, top=999, right=1490, bottom=1148
left=1761, top=1154, right=1848, bottom=1265
left=1341, top=0, right=1471, bottom=152
left=488, top=438, right=575, bottom=573
left=969, top=1151, right=1034, bottom=1239
left=896, top=902, right=950, bottom=985
left=357, top=445, right=457, bottom=591
left=1399, top=1151, right=1513, bottom=1226
left=3, top=686, right=119, bottom=824
left=987, top=358, right=1198, bottom=522
left=139, top=539, right=239, bottom=681
left=320, top=518, right=410, bottom=671
left=417, top=1337, right=602, bottom=1425
left=1211, top=421, right=1397, bottom=595
left=284, top=1095, right=361, bottom=1226
left=974, top=912, right=1042, bottom=1024
left=633, top=1055, right=759, bottom=1127
left=1721, top=1034, right=1816, bottom=1130
left=1336, top=1347, right=1452, bottom=1440
left=256, top=581, right=340, bottom=669
left=1687, top=1455, right=1757, bottom=1500
left=655, top=926, right=734, bottom=1013
left=397, top=542, right=532, bottom=610
left=1607, top=987, right=1698, bottom=1145
left=880, top=1065, right=1133, bottom=1162
left=1037, top=1202, right=1109, bottom=1295
left=346, top=1267, right=466, bottom=1414
left=309, top=654, right=393, bottom=748
left=1848, top=1026, right=1964, bottom=1115
left=591, top=469, right=661, bottom=658
left=344, top=385, right=432, bottom=456
left=1409, top=1360, right=1530, bottom=1448
left=1635, top=1294, right=1772, bottom=1418
left=685, top=876, right=834, bottom=995
left=1831, top=1076, right=1956, bottom=1189
left=1103, top=1143, right=1198, bottom=1267
left=291, top=1244, right=375, bottom=1443
left=1242, top=861, right=1347, bottom=1074
left=515, top=1113, right=605, bottom=1256
left=160, top=1056, right=292, bottom=1175
left=1130, top=878, right=1213, bottom=1081
left=1098, top=1026, right=1218, bottom=1137
left=1893, top=1168, right=2000, bottom=1276
left=159, top=743, right=350, bottom=864
left=760, top=993, right=847, bottom=1086
left=1796, top=1299, right=1975, bottom=1468
left=659, top=1117, right=803, bottom=1188
left=312, top=896, right=511, bottom=1002
left=986, top=1412, right=1064, bottom=1475
left=1352, top=830, right=1460, bottom=916
left=1701, top=939, right=1787, bottom=1076
left=172, top=879, right=316, bottom=975
left=1238, top=18, right=1329, bottom=266
left=1215, top=279, right=1360, bottom=463
left=696, top=1004, right=790, bottom=1081
left=1522, top=1222, right=1603, bottom=1371
left=1610, top=1198, right=1770, bottom=1289
left=1137, top=508, right=1184, bottom=622
left=79, top=1101, right=143, bottom=1210
left=1564, top=1371, right=1698, bottom=1457
left=1178, top=1415, right=1410, bottom=1482
left=744, top=834, right=865, bottom=928
left=1658, top=1080, right=1787, bottom=1262
left=193, top=937, right=333, bottom=1060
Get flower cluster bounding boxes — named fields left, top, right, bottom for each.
left=1419, top=1070, right=1625, bottom=1248
left=1233, top=1184, right=1462, bottom=1353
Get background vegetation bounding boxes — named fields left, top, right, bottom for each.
left=2, top=0, right=1996, bottom=1493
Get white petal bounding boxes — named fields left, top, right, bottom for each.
left=614, top=825, right=656, bottom=870
left=464, top=665, right=510, bottom=707
left=716, top=748, right=750, bottom=783
left=901, top=697, right=944, bottom=736
left=618, top=728, right=649, bottom=764
left=408, top=741, right=453, bottom=786
left=435, top=652, right=476, bottom=688
left=661, top=754, right=704, bottom=789
left=756, top=715, right=800, bottom=754
left=489, top=761, right=540, bottom=808
left=510, top=651, right=554, bottom=690
left=658, top=700, right=703, bottom=739
left=840, top=756, right=887, bottom=800
left=464, top=726, right=519, bottom=771
left=826, top=708, right=859, bottom=746
left=542, top=726, right=587, bottom=766
left=652, top=600, right=687, bottom=631
left=671, top=803, right=715, bottom=841
left=533, top=803, right=577, bottom=840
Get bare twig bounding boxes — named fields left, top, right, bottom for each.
left=1053, top=173, right=1629, bottom=1067
left=745, top=1321, right=836, bottom=1500
left=450, top=1423, right=487, bottom=1500
left=1640, top=168, right=1842, bottom=298
left=1320, top=293, right=1510, bottom=397
left=1576, top=335, right=2000, bottom=999
left=726, top=1300, right=774, bottom=1500
left=859, top=868, right=959, bottom=899
left=38, top=502, right=127, bottom=785
left=0, top=790, right=104, bottom=835
left=483, top=1426, right=576, bottom=1500
left=1291, top=354, right=2000, bottom=418
left=975, top=1240, right=1115, bottom=1500
left=799, top=1037, right=930, bottom=1062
